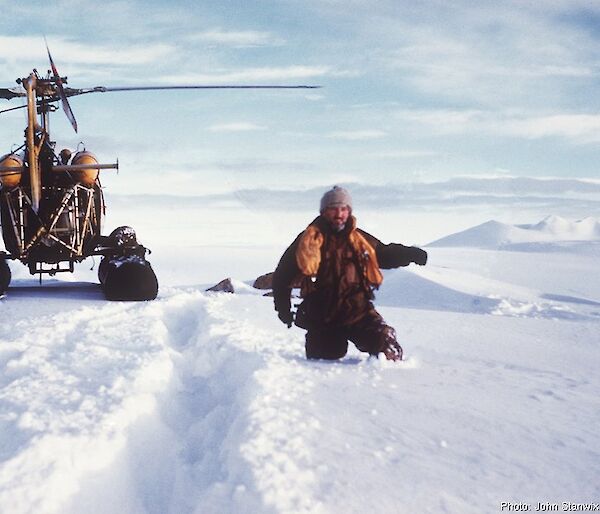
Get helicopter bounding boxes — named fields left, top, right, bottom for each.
left=0, top=43, right=319, bottom=300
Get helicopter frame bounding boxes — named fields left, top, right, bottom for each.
left=0, top=43, right=319, bottom=300
left=2, top=181, right=101, bottom=269
left=0, top=68, right=158, bottom=299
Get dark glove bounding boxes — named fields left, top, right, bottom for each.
left=411, top=247, right=428, bottom=266
left=277, top=310, right=294, bottom=328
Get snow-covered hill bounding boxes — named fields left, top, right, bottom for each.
left=428, top=215, right=600, bottom=249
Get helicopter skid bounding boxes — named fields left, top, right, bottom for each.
left=98, top=254, right=158, bottom=301
left=0, top=253, right=11, bottom=294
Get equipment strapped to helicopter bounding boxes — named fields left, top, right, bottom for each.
left=0, top=43, right=319, bottom=300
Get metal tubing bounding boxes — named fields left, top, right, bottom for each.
left=73, top=184, right=80, bottom=250
left=18, top=188, right=25, bottom=252
left=46, top=188, right=75, bottom=234
left=23, top=188, right=75, bottom=253
left=24, top=74, right=42, bottom=213
left=77, top=188, right=94, bottom=254
left=3, top=191, right=24, bottom=254
left=51, top=163, right=119, bottom=172
left=44, top=232, right=78, bottom=253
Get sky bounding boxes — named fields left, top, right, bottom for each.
left=0, top=0, right=599, bottom=195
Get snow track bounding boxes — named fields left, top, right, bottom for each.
left=61, top=291, right=344, bottom=514
left=0, top=290, right=432, bottom=514
left=0, top=300, right=172, bottom=514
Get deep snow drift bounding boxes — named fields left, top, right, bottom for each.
left=0, top=194, right=599, bottom=514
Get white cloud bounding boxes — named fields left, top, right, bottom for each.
left=0, top=36, right=174, bottom=69
left=208, top=122, right=267, bottom=132
left=191, top=29, right=285, bottom=47
left=393, top=109, right=486, bottom=134
left=162, top=66, right=331, bottom=84
left=341, top=2, right=600, bottom=110
left=303, top=94, right=325, bottom=101
left=375, top=150, right=438, bottom=158
left=57, top=42, right=174, bottom=66
left=502, top=115, right=600, bottom=143
left=327, top=130, right=387, bottom=140
left=393, top=107, right=600, bottom=144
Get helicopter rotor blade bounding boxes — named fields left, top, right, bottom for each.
left=0, top=87, right=26, bottom=100
left=45, top=41, right=78, bottom=133
left=1, top=84, right=320, bottom=114
left=0, top=103, right=28, bottom=115
left=63, top=84, right=320, bottom=97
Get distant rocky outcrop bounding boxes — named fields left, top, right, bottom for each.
left=206, top=278, right=235, bottom=293
left=206, top=273, right=303, bottom=295
left=253, top=272, right=274, bottom=289
left=253, top=272, right=303, bottom=290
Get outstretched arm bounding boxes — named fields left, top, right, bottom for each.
left=359, top=229, right=428, bottom=269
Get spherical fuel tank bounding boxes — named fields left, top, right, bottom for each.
left=0, top=154, right=23, bottom=190
left=71, top=151, right=99, bottom=186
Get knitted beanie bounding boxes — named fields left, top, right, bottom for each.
left=319, top=186, right=353, bottom=212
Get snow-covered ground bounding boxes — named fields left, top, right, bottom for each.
left=1, top=190, right=599, bottom=514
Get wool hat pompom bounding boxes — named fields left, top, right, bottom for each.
left=319, top=186, right=352, bottom=212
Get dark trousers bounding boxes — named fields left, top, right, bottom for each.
left=305, top=309, right=398, bottom=360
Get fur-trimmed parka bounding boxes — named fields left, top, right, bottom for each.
left=272, top=215, right=427, bottom=328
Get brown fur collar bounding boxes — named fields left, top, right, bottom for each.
left=295, top=216, right=383, bottom=286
